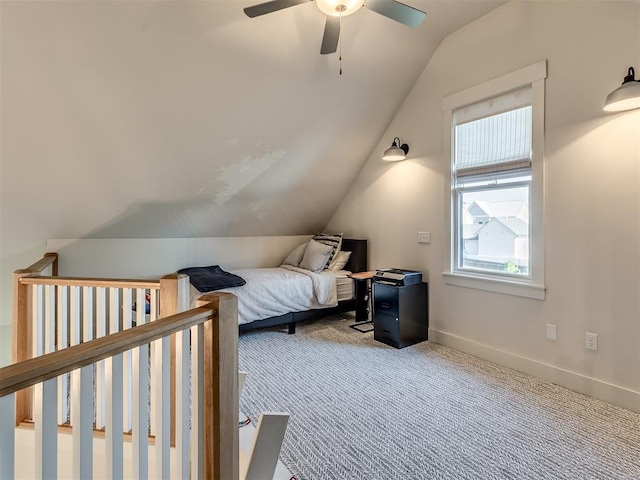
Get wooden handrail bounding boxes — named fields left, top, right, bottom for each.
left=19, top=275, right=160, bottom=289
left=24, top=252, right=58, bottom=275
left=0, top=305, right=213, bottom=397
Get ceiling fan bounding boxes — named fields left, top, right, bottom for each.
left=243, top=0, right=427, bottom=55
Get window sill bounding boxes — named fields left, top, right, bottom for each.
left=442, top=272, right=546, bottom=300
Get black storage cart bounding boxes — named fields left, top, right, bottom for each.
left=373, top=281, right=428, bottom=349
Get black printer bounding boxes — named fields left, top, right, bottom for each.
left=373, top=268, right=422, bottom=286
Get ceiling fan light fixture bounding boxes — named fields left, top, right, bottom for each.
left=315, top=0, right=363, bottom=17
left=382, top=137, right=409, bottom=161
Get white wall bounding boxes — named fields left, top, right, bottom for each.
left=328, top=1, right=640, bottom=411
left=46, top=236, right=310, bottom=279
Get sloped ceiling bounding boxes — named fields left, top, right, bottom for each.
left=0, top=0, right=504, bottom=239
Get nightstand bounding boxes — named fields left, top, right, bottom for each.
left=348, top=271, right=375, bottom=333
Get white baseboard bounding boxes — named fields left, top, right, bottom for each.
left=429, top=328, right=640, bottom=414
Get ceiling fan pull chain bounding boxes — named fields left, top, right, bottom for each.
left=339, top=11, right=343, bottom=75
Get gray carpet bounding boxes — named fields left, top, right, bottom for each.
left=238, top=314, right=640, bottom=480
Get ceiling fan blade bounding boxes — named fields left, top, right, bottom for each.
left=365, top=0, right=426, bottom=28
left=243, top=0, right=308, bottom=18
left=320, top=16, right=340, bottom=55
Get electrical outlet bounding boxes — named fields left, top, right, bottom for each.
left=585, top=332, right=598, bottom=351
left=546, top=323, right=557, bottom=341
left=418, top=231, right=431, bottom=244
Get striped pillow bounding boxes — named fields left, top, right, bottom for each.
left=312, top=233, right=343, bottom=270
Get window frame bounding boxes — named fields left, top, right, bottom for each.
left=442, top=61, right=547, bottom=300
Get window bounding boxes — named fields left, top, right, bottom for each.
left=454, top=89, right=532, bottom=276
left=442, top=61, right=546, bottom=300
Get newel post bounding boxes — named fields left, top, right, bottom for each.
left=197, top=292, right=239, bottom=480
left=160, top=273, right=189, bottom=447
left=12, top=269, right=35, bottom=425
left=160, top=273, right=190, bottom=317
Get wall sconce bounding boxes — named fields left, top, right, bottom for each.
left=604, top=66, right=640, bottom=112
left=382, top=137, right=409, bottom=161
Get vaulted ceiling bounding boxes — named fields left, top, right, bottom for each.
left=1, top=0, right=505, bottom=240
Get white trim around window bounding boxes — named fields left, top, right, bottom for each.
left=442, top=60, right=547, bottom=300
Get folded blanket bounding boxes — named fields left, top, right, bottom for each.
left=178, top=265, right=246, bottom=292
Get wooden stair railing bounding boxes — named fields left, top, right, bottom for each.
left=1, top=291, right=239, bottom=479
left=5, top=252, right=239, bottom=479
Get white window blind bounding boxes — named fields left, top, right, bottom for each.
left=454, top=86, right=532, bottom=179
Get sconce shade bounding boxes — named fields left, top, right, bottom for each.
left=382, top=137, right=409, bottom=161
left=604, top=67, right=640, bottom=112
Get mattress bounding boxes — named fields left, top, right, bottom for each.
left=335, top=270, right=354, bottom=302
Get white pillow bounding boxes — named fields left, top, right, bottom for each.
left=281, top=242, right=308, bottom=267
left=299, top=239, right=333, bottom=272
left=330, top=250, right=351, bottom=271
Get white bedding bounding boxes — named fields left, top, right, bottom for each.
left=189, top=266, right=349, bottom=325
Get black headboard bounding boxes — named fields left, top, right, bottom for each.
left=341, top=238, right=368, bottom=273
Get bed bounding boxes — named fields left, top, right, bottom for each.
left=185, top=238, right=367, bottom=333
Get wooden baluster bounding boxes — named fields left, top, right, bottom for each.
left=123, top=287, right=133, bottom=432
left=69, top=284, right=81, bottom=438
left=149, top=290, right=157, bottom=438
left=174, top=327, right=191, bottom=479
left=69, top=286, right=81, bottom=348
left=165, top=274, right=191, bottom=477
left=57, top=285, right=69, bottom=424
left=44, top=285, right=55, bottom=356
left=95, top=287, right=107, bottom=429
left=0, top=393, right=15, bottom=478
left=31, top=284, right=44, bottom=424
left=160, top=273, right=189, bottom=453
left=105, top=287, right=124, bottom=479
left=82, top=286, right=94, bottom=343
left=33, top=285, right=58, bottom=477
left=29, top=282, right=54, bottom=476
left=69, top=285, right=93, bottom=477
left=151, top=287, right=170, bottom=479
left=132, top=288, right=149, bottom=479
left=72, top=365, right=94, bottom=478
left=34, top=378, right=58, bottom=478
left=190, top=323, right=204, bottom=480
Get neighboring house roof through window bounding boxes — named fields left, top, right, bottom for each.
left=476, top=217, right=529, bottom=237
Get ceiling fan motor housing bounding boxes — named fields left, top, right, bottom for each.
left=315, top=0, right=364, bottom=17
